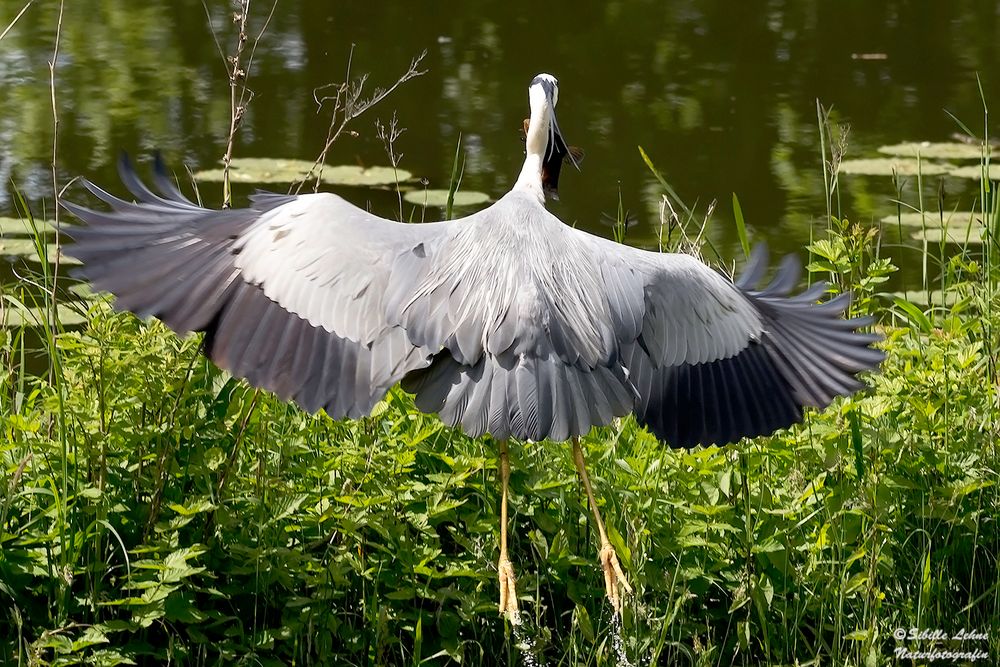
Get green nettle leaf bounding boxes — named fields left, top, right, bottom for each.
left=70, top=626, right=110, bottom=651
left=718, top=467, right=733, bottom=498
left=751, top=537, right=785, bottom=554
left=167, top=499, right=217, bottom=516
left=203, top=446, right=227, bottom=471
left=738, top=619, right=751, bottom=651
left=161, top=547, right=207, bottom=584
left=164, top=592, right=208, bottom=624
left=755, top=573, right=774, bottom=606
left=575, top=603, right=595, bottom=644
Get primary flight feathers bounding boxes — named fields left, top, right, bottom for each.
left=62, top=155, right=883, bottom=447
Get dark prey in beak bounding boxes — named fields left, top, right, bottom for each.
left=521, top=118, right=585, bottom=201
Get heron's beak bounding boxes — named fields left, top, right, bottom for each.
left=540, top=91, right=579, bottom=201
left=544, top=93, right=579, bottom=172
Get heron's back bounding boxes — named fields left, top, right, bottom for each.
left=391, top=191, right=621, bottom=370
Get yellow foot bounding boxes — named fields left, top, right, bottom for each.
left=599, top=542, right=633, bottom=611
left=498, top=557, right=519, bottom=618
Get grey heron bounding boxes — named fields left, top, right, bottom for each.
left=62, top=73, right=884, bottom=617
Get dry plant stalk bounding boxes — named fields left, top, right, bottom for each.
left=47, top=0, right=64, bottom=369
left=221, top=1, right=249, bottom=208
left=205, top=0, right=278, bottom=207
left=294, top=48, right=427, bottom=194
left=375, top=111, right=406, bottom=221
left=659, top=193, right=716, bottom=260
left=0, top=1, right=32, bottom=42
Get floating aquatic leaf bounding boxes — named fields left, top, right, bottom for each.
left=879, top=212, right=980, bottom=227
left=838, top=158, right=950, bottom=176
left=194, top=158, right=412, bottom=186
left=68, top=283, right=99, bottom=299
left=889, top=290, right=961, bottom=307
left=946, top=164, right=1000, bottom=180
left=0, top=238, right=82, bottom=265
left=2, top=304, right=88, bottom=327
left=317, top=165, right=413, bottom=186
left=0, top=238, right=36, bottom=255
left=0, top=217, right=56, bottom=235
left=877, top=142, right=985, bottom=160
left=911, top=226, right=985, bottom=244
left=31, top=252, right=82, bottom=266
left=403, top=189, right=491, bottom=208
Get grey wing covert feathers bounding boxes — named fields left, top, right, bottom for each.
left=63, top=156, right=447, bottom=420
left=604, top=242, right=886, bottom=448
left=63, top=157, right=883, bottom=448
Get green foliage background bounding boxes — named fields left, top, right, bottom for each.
left=2, top=206, right=999, bottom=666
left=0, top=3, right=997, bottom=660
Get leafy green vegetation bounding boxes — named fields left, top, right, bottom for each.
left=1, top=10, right=998, bottom=659
left=2, top=137, right=998, bottom=666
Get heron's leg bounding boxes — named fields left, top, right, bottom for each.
left=497, top=439, right=519, bottom=617
left=571, top=437, right=633, bottom=610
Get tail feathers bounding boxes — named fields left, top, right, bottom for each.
left=403, top=351, right=635, bottom=441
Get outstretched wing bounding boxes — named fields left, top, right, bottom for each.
left=592, top=240, right=885, bottom=447
left=380, top=199, right=881, bottom=446
left=63, top=157, right=882, bottom=446
left=62, top=155, right=454, bottom=419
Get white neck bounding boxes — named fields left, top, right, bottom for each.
left=513, top=85, right=550, bottom=204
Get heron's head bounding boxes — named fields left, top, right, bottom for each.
left=525, top=73, right=580, bottom=200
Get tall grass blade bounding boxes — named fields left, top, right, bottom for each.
left=732, top=193, right=750, bottom=259
left=446, top=133, right=464, bottom=221
left=638, top=145, right=692, bottom=217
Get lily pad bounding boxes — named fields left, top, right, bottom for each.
left=910, top=226, right=986, bottom=244
left=27, top=249, right=82, bottom=266
left=838, top=158, right=951, bottom=177
left=946, top=164, right=1000, bottom=181
left=2, top=304, right=88, bottom=327
left=889, top=290, right=961, bottom=307
left=877, top=142, right=985, bottom=160
left=403, top=189, right=491, bottom=208
left=194, top=158, right=412, bottom=186
left=0, top=238, right=82, bottom=265
left=68, top=283, right=99, bottom=299
left=0, top=238, right=37, bottom=255
left=0, top=217, right=56, bottom=235
left=880, top=212, right=981, bottom=227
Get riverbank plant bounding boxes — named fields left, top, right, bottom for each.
left=1, top=109, right=998, bottom=667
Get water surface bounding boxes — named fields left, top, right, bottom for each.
left=0, top=1, right=997, bottom=271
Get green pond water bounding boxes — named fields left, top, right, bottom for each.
left=1, top=0, right=998, bottom=298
